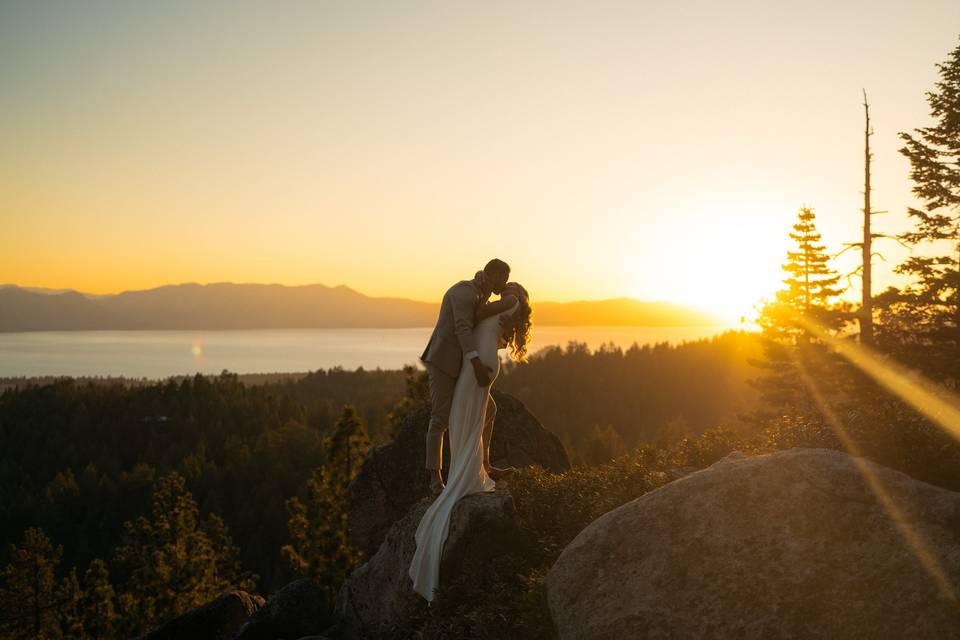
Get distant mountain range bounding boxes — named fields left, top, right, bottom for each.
left=0, top=283, right=724, bottom=332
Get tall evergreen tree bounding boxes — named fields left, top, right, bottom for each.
left=281, top=405, right=371, bottom=611
left=877, top=36, right=960, bottom=384
left=777, top=206, right=848, bottom=337
left=323, top=405, right=372, bottom=489
left=748, top=206, right=852, bottom=417
left=386, top=365, right=430, bottom=439
left=0, top=527, right=76, bottom=640
left=754, top=206, right=849, bottom=356
left=77, top=559, right=118, bottom=640
left=111, top=471, right=257, bottom=637
left=56, top=567, right=83, bottom=640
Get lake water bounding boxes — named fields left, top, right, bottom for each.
left=0, top=325, right=737, bottom=379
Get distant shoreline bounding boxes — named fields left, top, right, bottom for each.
left=0, top=371, right=313, bottom=392
left=0, top=325, right=755, bottom=388
left=0, top=322, right=738, bottom=335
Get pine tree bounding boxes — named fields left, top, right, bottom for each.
left=324, top=405, right=372, bottom=489
left=877, top=36, right=960, bottom=385
left=386, top=365, right=430, bottom=439
left=203, top=511, right=258, bottom=594
left=111, top=471, right=257, bottom=637
left=748, top=206, right=852, bottom=418
left=281, top=405, right=371, bottom=610
left=56, top=567, right=83, bottom=640
left=77, top=559, right=118, bottom=640
left=776, top=206, right=848, bottom=337
left=0, top=527, right=74, bottom=640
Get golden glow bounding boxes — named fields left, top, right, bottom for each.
left=791, top=315, right=960, bottom=604
left=620, top=196, right=793, bottom=325
left=799, top=318, right=960, bottom=443
left=1, top=3, right=957, bottom=310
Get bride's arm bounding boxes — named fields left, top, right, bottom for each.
left=476, top=294, right=518, bottom=321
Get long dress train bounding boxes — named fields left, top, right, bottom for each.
left=407, top=298, right=519, bottom=602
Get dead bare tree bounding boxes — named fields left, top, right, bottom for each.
left=835, top=90, right=907, bottom=346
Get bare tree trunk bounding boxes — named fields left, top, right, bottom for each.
left=955, top=234, right=960, bottom=384
left=804, top=248, right=812, bottom=344
left=861, top=89, right=875, bottom=346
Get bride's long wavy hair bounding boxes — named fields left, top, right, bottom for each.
left=502, top=282, right=533, bottom=362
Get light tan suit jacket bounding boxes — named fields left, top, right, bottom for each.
left=420, top=279, right=489, bottom=378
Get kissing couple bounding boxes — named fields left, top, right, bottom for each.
left=407, top=258, right=534, bottom=603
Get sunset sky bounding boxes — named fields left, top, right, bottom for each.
left=2, top=1, right=959, bottom=324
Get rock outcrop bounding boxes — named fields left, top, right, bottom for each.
left=332, top=486, right=523, bottom=639
left=483, top=391, right=571, bottom=472
left=233, top=578, right=334, bottom=640
left=346, top=389, right=569, bottom=557
left=546, top=447, right=960, bottom=639
left=137, top=591, right=265, bottom=640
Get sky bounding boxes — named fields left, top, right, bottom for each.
left=1, top=0, right=959, bottom=324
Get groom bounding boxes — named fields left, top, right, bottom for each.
left=421, top=258, right=514, bottom=494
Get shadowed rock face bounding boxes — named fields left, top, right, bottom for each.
left=232, top=578, right=333, bottom=640
left=346, top=389, right=569, bottom=558
left=136, top=591, right=265, bottom=640
left=332, top=486, right=523, bottom=639
left=546, top=447, right=960, bottom=640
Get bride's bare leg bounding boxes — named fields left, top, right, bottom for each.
left=482, top=394, right=516, bottom=480
left=482, top=394, right=496, bottom=472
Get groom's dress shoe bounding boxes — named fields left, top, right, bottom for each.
left=487, top=465, right=515, bottom=481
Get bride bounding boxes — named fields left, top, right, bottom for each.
left=408, top=281, right=533, bottom=603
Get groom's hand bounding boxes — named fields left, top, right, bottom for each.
left=471, top=357, right=493, bottom=386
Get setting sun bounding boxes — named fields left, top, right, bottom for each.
left=620, top=196, right=796, bottom=326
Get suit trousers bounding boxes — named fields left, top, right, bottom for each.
left=424, top=361, right=497, bottom=470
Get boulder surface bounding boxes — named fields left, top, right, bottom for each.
left=546, top=447, right=960, bottom=639
left=333, top=486, right=523, bottom=639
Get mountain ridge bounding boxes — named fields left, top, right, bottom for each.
left=0, top=282, right=725, bottom=331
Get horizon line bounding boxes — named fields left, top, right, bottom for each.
left=0, top=281, right=691, bottom=308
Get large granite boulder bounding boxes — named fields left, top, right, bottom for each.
left=137, top=591, right=265, bottom=640
left=485, top=391, right=570, bottom=471
left=332, top=486, right=523, bottom=639
left=233, top=578, right=334, bottom=640
left=346, top=389, right=568, bottom=557
left=546, top=447, right=960, bottom=639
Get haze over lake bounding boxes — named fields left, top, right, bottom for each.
left=0, top=325, right=736, bottom=379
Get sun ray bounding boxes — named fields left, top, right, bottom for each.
left=795, top=317, right=960, bottom=442
left=786, top=343, right=959, bottom=605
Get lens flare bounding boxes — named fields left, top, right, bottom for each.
left=191, top=335, right=205, bottom=366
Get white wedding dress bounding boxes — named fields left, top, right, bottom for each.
left=408, top=297, right=519, bottom=603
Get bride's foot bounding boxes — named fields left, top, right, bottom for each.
left=484, top=464, right=515, bottom=481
